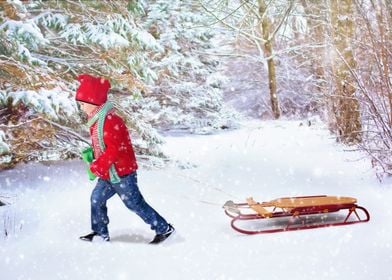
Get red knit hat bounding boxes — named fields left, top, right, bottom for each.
left=75, top=74, right=110, bottom=106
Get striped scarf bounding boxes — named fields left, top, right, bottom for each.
left=87, top=101, right=121, bottom=184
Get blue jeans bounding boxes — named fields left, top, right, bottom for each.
left=90, top=172, right=168, bottom=237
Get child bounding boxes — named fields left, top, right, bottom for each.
left=76, top=74, right=174, bottom=244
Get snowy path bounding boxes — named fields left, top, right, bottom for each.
left=1, top=120, right=391, bottom=280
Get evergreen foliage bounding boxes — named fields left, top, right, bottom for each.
left=143, top=0, right=238, bottom=132
left=0, top=0, right=236, bottom=168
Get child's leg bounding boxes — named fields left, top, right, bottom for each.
left=114, top=172, right=169, bottom=234
left=91, top=179, right=116, bottom=236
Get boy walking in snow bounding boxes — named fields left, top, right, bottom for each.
left=76, top=74, right=174, bottom=244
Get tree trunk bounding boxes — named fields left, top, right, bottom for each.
left=301, top=0, right=327, bottom=94
left=330, top=0, right=362, bottom=144
left=258, top=0, right=280, bottom=119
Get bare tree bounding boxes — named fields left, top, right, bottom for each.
left=330, top=0, right=362, bottom=144
left=200, top=0, right=294, bottom=119
left=351, top=0, right=392, bottom=175
left=258, top=0, right=278, bottom=118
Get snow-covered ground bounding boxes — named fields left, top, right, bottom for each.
left=0, top=120, right=391, bottom=280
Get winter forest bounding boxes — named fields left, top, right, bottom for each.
left=1, top=0, right=392, bottom=279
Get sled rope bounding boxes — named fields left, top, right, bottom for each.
left=173, top=170, right=240, bottom=207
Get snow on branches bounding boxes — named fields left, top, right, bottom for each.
left=0, top=0, right=236, bottom=167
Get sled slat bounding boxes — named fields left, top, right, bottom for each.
left=246, top=197, right=272, bottom=218
left=269, top=196, right=357, bottom=209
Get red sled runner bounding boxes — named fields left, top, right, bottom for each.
left=223, top=195, right=370, bottom=234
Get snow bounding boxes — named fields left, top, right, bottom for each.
left=34, top=12, right=69, bottom=30
left=131, top=29, right=163, bottom=52
left=84, top=23, right=130, bottom=49
left=0, top=131, right=10, bottom=154
left=60, top=23, right=87, bottom=45
left=0, top=19, right=49, bottom=49
left=6, top=87, right=78, bottom=119
left=0, top=120, right=392, bottom=279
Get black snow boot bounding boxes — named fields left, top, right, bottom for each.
left=79, top=232, right=110, bottom=242
left=149, top=224, right=175, bottom=244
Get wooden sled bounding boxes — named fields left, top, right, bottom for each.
left=223, top=195, right=370, bottom=234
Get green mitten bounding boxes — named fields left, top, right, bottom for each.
left=86, top=167, right=97, bottom=181
left=82, top=146, right=94, bottom=163
left=81, top=147, right=96, bottom=180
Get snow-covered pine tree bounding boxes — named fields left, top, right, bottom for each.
left=142, top=0, right=239, bottom=134
left=1, top=0, right=238, bottom=168
left=0, top=0, right=165, bottom=167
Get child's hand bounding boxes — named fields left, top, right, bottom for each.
left=90, top=161, right=104, bottom=178
left=87, top=167, right=97, bottom=180
left=82, top=147, right=96, bottom=180
left=81, top=147, right=94, bottom=163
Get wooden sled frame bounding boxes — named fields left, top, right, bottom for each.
left=223, top=195, right=370, bottom=234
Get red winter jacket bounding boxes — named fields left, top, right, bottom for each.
left=89, top=112, right=138, bottom=180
